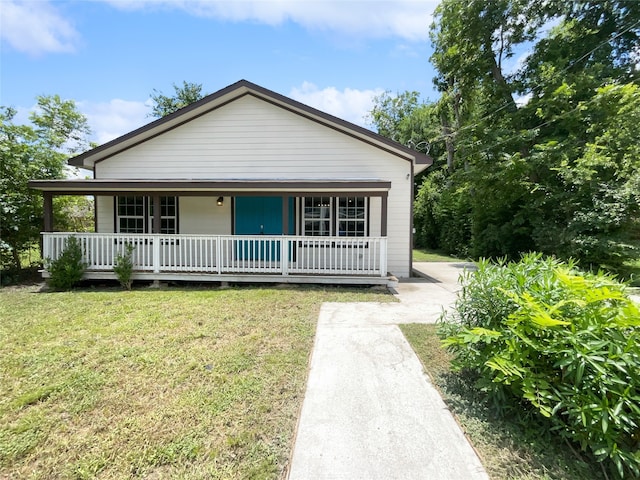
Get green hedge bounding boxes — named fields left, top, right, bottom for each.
left=439, top=253, right=640, bottom=478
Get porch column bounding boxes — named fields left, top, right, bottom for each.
left=152, top=194, right=161, bottom=233
left=43, top=192, right=54, bottom=232
left=381, top=193, right=388, bottom=236
left=282, top=195, right=290, bottom=235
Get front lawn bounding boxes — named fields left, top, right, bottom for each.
left=0, top=285, right=391, bottom=479
left=413, top=248, right=466, bottom=262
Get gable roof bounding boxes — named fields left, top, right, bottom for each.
left=69, top=79, right=433, bottom=170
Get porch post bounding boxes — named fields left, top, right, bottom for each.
left=152, top=194, right=161, bottom=233
left=381, top=193, right=388, bottom=236
left=43, top=192, right=54, bottom=232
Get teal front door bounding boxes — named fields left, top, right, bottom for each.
left=235, top=196, right=283, bottom=236
left=234, top=197, right=294, bottom=260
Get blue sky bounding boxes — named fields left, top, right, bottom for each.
left=1, top=0, right=441, bottom=145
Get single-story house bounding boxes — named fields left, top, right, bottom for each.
left=29, top=80, right=432, bottom=285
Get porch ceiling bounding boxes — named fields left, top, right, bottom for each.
left=28, top=178, right=391, bottom=196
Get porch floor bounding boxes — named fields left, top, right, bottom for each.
left=41, top=270, right=396, bottom=287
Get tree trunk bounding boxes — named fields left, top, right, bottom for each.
left=441, top=112, right=455, bottom=172
left=11, top=247, right=22, bottom=271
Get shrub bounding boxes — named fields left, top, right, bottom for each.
left=439, top=253, right=640, bottom=478
left=46, top=236, right=86, bottom=291
left=113, top=243, right=135, bottom=290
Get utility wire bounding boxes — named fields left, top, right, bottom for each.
left=423, top=16, right=640, bottom=150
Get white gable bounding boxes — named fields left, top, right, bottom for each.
left=95, top=95, right=407, bottom=181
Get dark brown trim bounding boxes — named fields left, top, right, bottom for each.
left=152, top=195, right=161, bottom=234
left=43, top=190, right=389, bottom=198
left=381, top=195, right=388, bottom=237
left=67, top=80, right=433, bottom=169
left=43, top=192, right=53, bottom=232
left=29, top=179, right=392, bottom=193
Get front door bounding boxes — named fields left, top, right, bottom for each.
left=234, top=197, right=294, bottom=260
left=235, top=196, right=283, bottom=236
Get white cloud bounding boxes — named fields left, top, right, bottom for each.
left=289, top=81, right=384, bottom=127
left=0, top=0, right=79, bottom=55
left=102, top=0, right=437, bottom=41
left=78, top=99, right=151, bottom=145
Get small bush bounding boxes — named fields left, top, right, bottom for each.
left=439, top=253, right=640, bottom=478
left=113, top=243, right=135, bottom=290
left=46, top=237, right=86, bottom=291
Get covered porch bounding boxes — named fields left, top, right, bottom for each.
left=42, top=233, right=388, bottom=284
left=30, top=179, right=393, bottom=285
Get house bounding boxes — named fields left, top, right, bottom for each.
left=29, top=80, right=432, bottom=285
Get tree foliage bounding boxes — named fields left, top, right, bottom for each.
left=372, top=0, right=640, bottom=271
left=149, top=81, right=206, bottom=118
left=1, top=97, right=91, bottom=272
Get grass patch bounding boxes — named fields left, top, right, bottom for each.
left=400, top=324, right=605, bottom=480
left=0, top=284, right=392, bottom=479
left=413, top=248, right=466, bottom=262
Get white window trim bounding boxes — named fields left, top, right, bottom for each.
left=116, top=196, right=146, bottom=234
left=338, top=197, right=368, bottom=237
left=300, top=196, right=369, bottom=237
left=115, top=196, right=178, bottom=234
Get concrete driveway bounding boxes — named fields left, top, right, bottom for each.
left=288, top=262, right=486, bottom=480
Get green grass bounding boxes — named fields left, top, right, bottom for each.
left=413, top=248, right=466, bottom=263
left=400, top=324, right=605, bottom=480
left=0, top=284, right=392, bottom=479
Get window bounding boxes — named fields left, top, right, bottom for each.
left=303, top=197, right=332, bottom=236
left=301, top=196, right=368, bottom=237
left=115, top=196, right=178, bottom=233
left=150, top=196, right=177, bottom=234
left=338, top=197, right=366, bottom=236
left=117, top=196, right=145, bottom=233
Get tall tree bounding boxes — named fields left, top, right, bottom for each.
left=384, top=0, right=640, bottom=272
left=149, top=81, right=206, bottom=118
left=0, top=97, right=91, bottom=271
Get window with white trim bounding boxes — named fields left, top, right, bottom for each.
left=338, top=197, right=367, bottom=236
left=301, top=196, right=368, bottom=237
left=149, top=196, right=177, bottom=234
left=115, top=196, right=178, bottom=234
left=303, top=197, right=332, bottom=236
left=117, top=196, right=145, bottom=233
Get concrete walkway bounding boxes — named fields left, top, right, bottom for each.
left=288, top=262, right=487, bottom=480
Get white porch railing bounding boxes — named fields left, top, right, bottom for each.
left=42, top=233, right=388, bottom=278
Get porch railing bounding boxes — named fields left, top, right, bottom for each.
left=42, top=233, right=388, bottom=277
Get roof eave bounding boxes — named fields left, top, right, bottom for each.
left=67, top=80, right=434, bottom=168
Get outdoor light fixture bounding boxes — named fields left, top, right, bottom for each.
left=217, top=196, right=224, bottom=206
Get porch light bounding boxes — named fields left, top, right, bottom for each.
left=217, top=196, right=224, bottom=206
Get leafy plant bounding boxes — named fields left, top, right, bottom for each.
left=439, top=253, right=640, bottom=478
left=46, top=236, right=86, bottom=291
left=113, top=243, right=135, bottom=290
